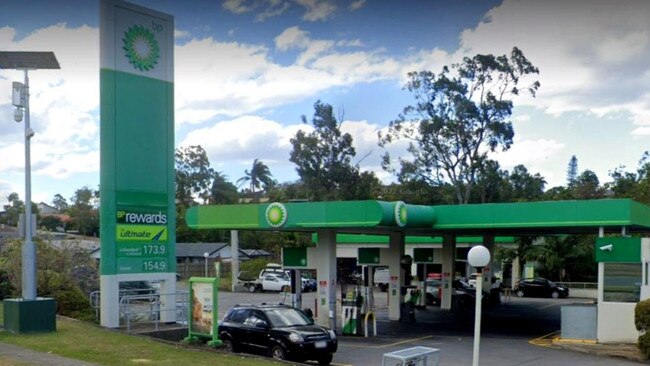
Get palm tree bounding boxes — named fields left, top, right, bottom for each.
left=237, top=159, right=274, bottom=201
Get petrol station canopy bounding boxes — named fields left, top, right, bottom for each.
left=186, top=198, right=650, bottom=236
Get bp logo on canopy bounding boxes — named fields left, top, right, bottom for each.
left=266, top=203, right=288, bottom=228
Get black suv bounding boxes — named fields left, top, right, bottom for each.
left=218, top=304, right=337, bottom=365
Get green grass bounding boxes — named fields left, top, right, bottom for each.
left=0, top=302, right=278, bottom=366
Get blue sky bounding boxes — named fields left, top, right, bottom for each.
left=1, top=0, right=649, bottom=207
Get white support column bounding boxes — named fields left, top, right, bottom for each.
left=100, top=275, right=120, bottom=328
left=441, top=235, right=456, bottom=310
left=597, top=227, right=605, bottom=305
left=388, top=232, right=405, bottom=321
left=158, top=272, right=177, bottom=323
left=316, top=230, right=337, bottom=330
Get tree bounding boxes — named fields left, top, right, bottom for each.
left=567, top=155, right=578, bottom=187
left=471, top=159, right=509, bottom=203
left=51, top=194, right=69, bottom=212
left=209, top=171, right=239, bottom=204
left=608, top=151, right=650, bottom=204
left=290, top=100, right=361, bottom=201
left=175, top=145, right=214, bottom=206
left=237, top=159, right=275, bottom=201
left=525, top=235, right=596, bottom=282
left=380, top=47, right=540, bottom=204
left=508, top=165, right=546, bottom=201
left=68, top=187, right=99, bottom=237
left=573, top=170, right=604, bottom=199
left=2, top=193, right=24, bottom=226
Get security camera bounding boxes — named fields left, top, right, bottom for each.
left=14, top=108, right=23, bottom=122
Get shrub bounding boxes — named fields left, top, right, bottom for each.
left=635, top=299, right=650, bottom=357
left=0, top=269, right=15, bottom=300
left=53, top=286, right=95, bottom=320
left=636, top=299, right=650, bottom=331
left=239, top=258, right=272, bottom=279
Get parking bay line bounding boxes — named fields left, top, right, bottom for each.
left=529, top=331, right=561, bottom=349
left=339, top=335, right=439, bottom=349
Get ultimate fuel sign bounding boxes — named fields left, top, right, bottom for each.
left=100, top=0, right=175, bottom=276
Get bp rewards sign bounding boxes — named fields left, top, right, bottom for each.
left=115, top=207, right=169, bottom=274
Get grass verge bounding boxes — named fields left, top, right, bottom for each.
left=0, top=303, right=278, bottom=366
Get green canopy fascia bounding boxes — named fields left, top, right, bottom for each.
left=432, top=199, right=650, bottom=233
left=186, top=200, right=435, bottom=230
left=185, top=198, right=650, bottom=235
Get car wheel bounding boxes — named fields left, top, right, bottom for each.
left=248, top=284, right=257, bottom=293
left=271, top=345, right=286, bottom=361
left=318, top=353, right=334, bottom=365
left=222, top=339, right=237, bottom=353
left=516, top=289, right=524, bottom=297
left=551, top=291, right=560, bottom=299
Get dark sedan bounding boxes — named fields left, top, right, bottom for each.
left=218, top=304, right=337, bottom=365
left=514, top=278, right=569, bottom=298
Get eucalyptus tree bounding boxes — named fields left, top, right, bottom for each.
left=380, top=47, right=540, bottom=204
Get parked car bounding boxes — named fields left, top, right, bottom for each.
left=426, top=279, right=491, bottom=309
left=218, top=304, right=337, bottom=365
left=259, top=273, right=291, bottom=292
left=514, top=278, right=569, bottom=299
left=301, top=272, right=317, bottom=292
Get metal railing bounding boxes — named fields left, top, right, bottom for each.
left=90, top=290, right=189, bottom=332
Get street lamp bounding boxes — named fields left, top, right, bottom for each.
left=0, top=52, right=60, bottom=301
left=203, top=252, right=210, bottom=277
left=467, top=245, right=490, bottom=366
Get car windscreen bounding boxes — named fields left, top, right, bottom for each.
left=265, top=308, right=312, bottom=327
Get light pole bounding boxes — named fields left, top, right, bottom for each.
left=203, top=252, right=209, bottom=277
left=0, top=52, right=59, bottom=301
left=467, top=245, right=491, bottom=366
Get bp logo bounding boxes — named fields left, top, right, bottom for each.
left=265, top=203, right=288, bottom=228
left=395, top=201, right=407, bottom=227
left=123, top=25, right=160, bottom=71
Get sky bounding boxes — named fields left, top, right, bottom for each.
left=0, top=0, right=649, bottom=208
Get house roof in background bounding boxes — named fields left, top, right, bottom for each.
left=176, top=242, right=229, bottom=258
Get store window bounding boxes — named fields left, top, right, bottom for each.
left=603, top=263, right=642, bottom=303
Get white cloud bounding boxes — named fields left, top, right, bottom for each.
left=275, top=27, right=311, bottom=50
left=222, top=0, right=337, bottom=22
left=490, top=139, right=565, bottom=169
left=0, top=24, right=100, bottom=181
left=349, top=0, right=366, bottom=11
left=458, top=0, right=650, bottom=132
left=0, top=179, right=18, bottom=207
left=295, top=0, right=337, bottom=21
left=256, top=1, right=291, bottom=21
left=179, top=115, right=310, bottom=164
left=223, top=0, right=253, bottom=14
left=174, top=29, right=190, bottom=39
left=175, top=28, right=451, bottom=124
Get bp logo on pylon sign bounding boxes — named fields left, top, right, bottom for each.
left=123, top=25, right=160, bottom=71
left=395, top=201, right=407, bottom=227
left=266, top=203, right=288, bottom=228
